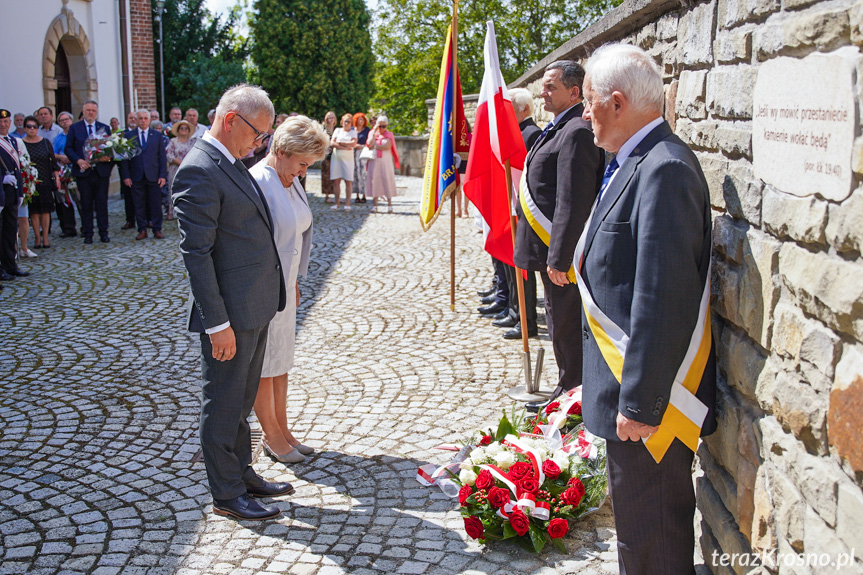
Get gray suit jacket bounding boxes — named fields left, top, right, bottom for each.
left=579, top=121, right=717, bottom=441
left=173, top=139, right=286, bottom=333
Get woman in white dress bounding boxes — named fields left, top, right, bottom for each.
left=329, top=113, right=358, bottom=211
left=250, top=116, right=329, bottom=464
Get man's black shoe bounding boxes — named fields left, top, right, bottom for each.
left=480, top=294, right=498, bottom=305
left=213, top=494, right=280, bottom=521
left=7, top=268, right=30, bottom=277
left=0, top=271, right=13, bottom=281
left=84, top=237, right=93, bottom=244
left=493, top=316, right=518, bottom=328
left=477, top=286, right=495, bottom=297
left=503, top=325, right=538, bottom=339
left=245, top=475, right=295, bottom=498
left=478, top=301, right=507, bottom=315
left=492, top=310, right=509, bottom=321
left=59, top=232, right=76, bottom=238
left=100, top=235, right=110, bottom=243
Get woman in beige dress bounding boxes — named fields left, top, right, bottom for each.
left=366, top=115, right=400, bottom=213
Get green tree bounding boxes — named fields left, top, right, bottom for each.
left=373, top=0, right=621, bottom=134
left=249, top=0, right=375, bottom=120
left=155, top=0, right=248, bottom=115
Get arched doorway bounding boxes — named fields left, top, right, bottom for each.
left=54, top=44, right=72, bottom=115
left=42, top=7, right=98, bottom=118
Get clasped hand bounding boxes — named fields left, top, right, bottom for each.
left=616, top=412, right=659, bottom=442
left=547, top=266, right=569, bottom=287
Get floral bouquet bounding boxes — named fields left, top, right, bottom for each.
left=519, top=389, right=584, bottom=436
left=85, top=130, right=141, bottom=162
left=58, top=164, right=78, bottom=206
left=20, top=154, right=39, bottom=206
left=451, top=407, right=607, bottom=553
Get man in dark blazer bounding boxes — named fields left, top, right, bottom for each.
left=513, top=61, right=604, bottom=401
left=173, top=84, right=291, bottom=521
left=0, top=108, right=29, bottom=283
left=120, top=110, right=167, bottom=240
left=580, top=44, right=717, bottom=574
left=65, top=100, right=113, bottom=244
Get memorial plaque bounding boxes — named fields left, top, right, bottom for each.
left=752, top=52, right=857, bottom=202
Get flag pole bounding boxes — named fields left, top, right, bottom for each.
left=450, top=0, right=459, bottom=311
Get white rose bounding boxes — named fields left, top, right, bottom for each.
left=552, top=451, right=570, bottom=471
left=469, top=447, right=486, bottom=462
left=494, top=451, right=515, bottom=470
left=556, top=415, right=568, bottom=429
left=459, top=459, right=474, bottom=470
left=459, top=469, right=477, bottom=486
left=485, top=442, right=504, bottom=456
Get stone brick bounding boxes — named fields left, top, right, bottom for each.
left=750, top=464, right=775, bottom=552
left=705, top=159, right=762, bottom=225
left=677, top=70, right=708, bottom=120
left=698, top=153, right=731, bottom=211
left=802, top=505, right=854, bottom=572
left=704, top=386, right=742, bottom=473
left=836, top=482, right=863, bottom=562
left=762, top=186, right=828, bottom=245
left=714, top=214, right=748, bottom=263
left=665, top=79, right=678, bottom=131
left=826, top=184, right=863, bottom=255
left=696, top=476, right=754, bottom=575
left=755, top=10, right=851, bottom=60
left=771, top=369, right=828, bottom=454
left=828, top=343, right=863, bottom=474
left=771, top=303, right=806, bottom=360
left=714, top=29, right=752, bottom=63
left=680, top=1, right=716, bottom=65
left=657, top=12, right=679, bottom=40
left=719, top=0, right=779, bottom=29
left=715, top=121, right=752, bottom=158
left=779, top=243, right=863, bottom=340
left=678, top=118, right=717, bottom=149
left=698, top=445, right=739, bottom=522
left=852, top=1, right=863, bottom=46
left=707, top=65, right=755, bottom=118
left=718, top=324, right=767, bottom=400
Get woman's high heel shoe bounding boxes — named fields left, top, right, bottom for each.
left=294, top=443, right=314, bottom=455
left=263, top=440, right=305, bottom=463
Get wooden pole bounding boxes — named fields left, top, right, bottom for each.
left=450, top=0, right=459, bottom=311
left=504, top=160, right=529, bottom=356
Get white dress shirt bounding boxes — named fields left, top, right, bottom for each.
left=604, top=116, right=664, bottom=191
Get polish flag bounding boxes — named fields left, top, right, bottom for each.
left=463, top=21, right=527, bottom=267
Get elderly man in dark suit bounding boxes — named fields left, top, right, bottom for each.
left=173, top=84, right=291, bottom=521
left=120, top=109, right=168, bottom=240
left=514, top=61, right=604, bottom=405
left=579, top=43, right=717, bottom=574
left=65, top=100, right=113, bottom=244
left=0, top=108, right=29, bottom=284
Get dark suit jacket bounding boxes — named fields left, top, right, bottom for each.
left=0, top=137, right=23, bottom=201
left=519, top=118, right=541, bottom=151
left=172, top=139, right=285, bottom=333
left=119, top=128, right=168, bottom=182
left=65, top=120, right=114, bottom=178
left=514, top=104, right=604, bottom=272
left=579, top=121, right=717, bottom=441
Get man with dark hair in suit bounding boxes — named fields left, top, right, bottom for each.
left=579, top=43, right=717, bottom=574
left=65, top=100, right=113, bottom=244
left=120, top=110, right=168, bottom=240
left=0, top=108, right=30, bottom=283
left=173, top=84, right=291, bottom=521
left=514, top=61, right=604, bottom=405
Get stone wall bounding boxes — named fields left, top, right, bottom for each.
left=506, top=0, right=863, bottom=572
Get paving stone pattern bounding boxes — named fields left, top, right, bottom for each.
left=0, top=172, right=619, bottom=575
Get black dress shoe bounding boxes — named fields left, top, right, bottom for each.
left=0, top=271, right=13, bottom=281
left=59, top=232, right=76, bottom=238
left=493, top=316, right=518, bottom=328
left=245, top=475, right=295, bottom=498
left=7, top=268, right=30, bottom=277
left=84, top=237, right=93, bottom=244
left=477, top=286, right=496, bottom=297
left=100, top=235, right=110, bottom=243
left=478, top=301, right=507, bottom=315
left=480, top=294, right=498, bottom=305
left=503, top=325, right=538, bottom=339
left=213, top=494, right=280, bottom=521
left=492, top=310, right=509, bottom=321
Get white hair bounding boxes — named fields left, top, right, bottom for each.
left=508, top=88, right=533, bottom=114
left=135, top=109, right=151, bottom=118
left=376, top=115, right=389, bottom=125
left=215, top=84, right=275, bottom=122
left=585, top=43, right=664, bottom=114
left=270, top=115, right=329, bottom=160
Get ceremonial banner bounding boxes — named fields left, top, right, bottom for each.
left=420, top=24, right=470, bottom=231
left=462, top=21, right=527, bottom=266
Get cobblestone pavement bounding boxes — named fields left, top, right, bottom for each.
left=0, top=172, right=620, bottom=575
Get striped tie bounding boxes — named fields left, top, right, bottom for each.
left=596, top=158, right=619, bottom=204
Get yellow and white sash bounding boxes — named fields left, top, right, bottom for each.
left=574, top=203, right=712, bottom=463
left=518, top=172, right=577, bottom=283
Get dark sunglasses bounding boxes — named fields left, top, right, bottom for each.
left=24, top=124, right=39, bottom=129
left=234, top=113, right=271, bottom=143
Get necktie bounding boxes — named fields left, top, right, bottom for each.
left=596, top=158, right=619, bottom=204
left=140, top=129, right=147, bottom=147
left=87, top=124, right=93, bottom=137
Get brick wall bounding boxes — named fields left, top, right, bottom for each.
left=129, top=0, right=157, bottom=111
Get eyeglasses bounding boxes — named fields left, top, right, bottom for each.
left=234, top=113, right=271, bottom=143
left=24, top=124, right=38, bottom=129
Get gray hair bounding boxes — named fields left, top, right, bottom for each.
left=584, top=43, right=664, bottom=114
left=57, top=111, right=73, bottom=121
left=270, top=115, right=329, bottom=161
left=135, top=109, right=151, bottom=118
left=83, top=100, right=98, bottom=107
left=215, top=84, right=275, bottom=123
left=545, top=60, right=586, bottom=91
left=151, top=121, right=163, bottom=131
left=509, top=88, right=533, bottom=114
left=13, top=113, right=24, bottom=119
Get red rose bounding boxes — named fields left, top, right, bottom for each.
left=567, top=401, right=582, bottom=415
left=541, top=460, right=561, bottom=480
left=532, top=426, right=543, bottom=435
left=562, top=486, right=583, bottom=507
left=464, top=516, right=484, bottom=539
left=487, top=486, right=510, bottom=509
left=545, top=401, right=561, bottom=415
left=475, top=469, right=494, bottom=491
left=520, top=477, right=540, bottom=494
left=568, top=477, right=586, bottom=499
left=508, top=462, right=532, bottom=481
left=547, top=517, right=569, bottom=539
left=479, top=435, right=492, bottom=446
left=509, top=508, right=530, bottom=536
left=458, top=484, right=473, bottom=506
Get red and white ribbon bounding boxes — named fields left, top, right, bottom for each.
left=501, top=434, right=546, bottom=485
left=546, top=388, right=583, bottom=430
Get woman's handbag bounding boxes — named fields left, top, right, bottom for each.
left=359, top=146, right=375, bottom=161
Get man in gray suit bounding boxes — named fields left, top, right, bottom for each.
left=579, top=45, right=717, bottom=574
left=173, top=84, right=291, bottom=521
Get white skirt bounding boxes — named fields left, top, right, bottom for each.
left=329, top=149, right=354, bottom=181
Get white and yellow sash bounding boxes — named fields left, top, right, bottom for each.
left=574, top=203, right=712, bottom=463
left=518, top=171, right=577, bottom=283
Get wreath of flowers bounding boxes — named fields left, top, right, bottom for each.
left=20, top=155, right=39, bottom=206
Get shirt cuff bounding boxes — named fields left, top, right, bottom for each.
left=205, top=321, right=230, bottom=335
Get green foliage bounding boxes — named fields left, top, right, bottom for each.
left=250, top=0, right=375, bottom=120
left=373, top=0, right=623, bottom=134
left=155, top=0, right=248, bottom=114
left=494, top=411, right=516, bottom=441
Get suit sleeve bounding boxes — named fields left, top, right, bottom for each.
left=172, top=163, right=229, bottom=330
left=65, top=126, right=80, bottom=164
left=618, top=159, right=708, bottom=426
left=547, top=127, right=601, bottom=272
left=158, top=135, right=168, bottom=180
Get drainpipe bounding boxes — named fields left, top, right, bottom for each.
left=118, top=0, right=132, bottom=117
